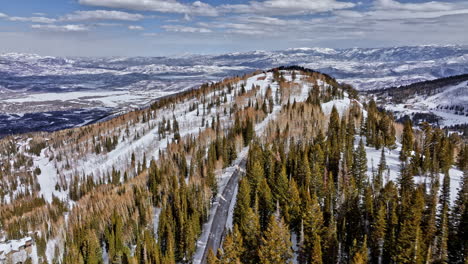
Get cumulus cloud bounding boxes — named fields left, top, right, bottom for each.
left=374, top=0, right=455, bottom=12
left=221, top=0, right=355, bottom=16
left=162, top=25, right=212, bottom=33
left=360, top=0, right=468, bottom=20
left=31, top=24, right=89, bottom=32
left=78, top=0, right=218, bottom=16
left=128, top=25, right=144, bottom=30
left=8, top=16, right=57, bottom=23
left=61, top=10, right=144, bottom=21
left=0, top=13, right=56, bottom=24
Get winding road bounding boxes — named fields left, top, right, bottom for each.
left=199, top=158, right=246, bottom=264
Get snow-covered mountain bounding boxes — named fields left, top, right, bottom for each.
left=0, top=45, right=467, bottom=136
left=369, top=74, right=468, bottom=128
left=2, top=45, right=467, bottom=90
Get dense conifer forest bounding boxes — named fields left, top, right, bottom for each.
left=0, top=67, right=466, bottom=263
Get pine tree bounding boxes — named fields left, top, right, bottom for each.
left=258, top=177, right=274, bottom=231
left=400, top=120, right=414, bottom=161
left=81, top=229, right=102, bottom=264
left=300, top=192, right=324, bottom=263
left=258, top=216, right=293, bottom=264
left=220, top=226, right=244, bottom=264
left=234, top=178, right=251, bottom=229
left=371, top=204, right=386, bottom=264
left=457, top=145, right=468, bottom=170
left=273, top=165, right=289, bottom=210
left=375, top=148, right=387, bottom=192
left=207, top=249, right=219, bottom=264
left=296, top=152, right=311, bottom=191
left=240, top=207, right=261, bottom=264
left=288, top=179, right=302, bottom=234
left=395, top=187, right=425, bottom=264
left=350, top=236, right=368, bottom=264
left=448, top=169, right=467, bottom=263
left=435, top=173, right=451, bottom=263
left=328, top=106, right=341, bottom=179
left=310, top=233, right=323, bottom=264
left=352, top=139, right=367, bottom=192
left=248, top=161, right=264, bottom=203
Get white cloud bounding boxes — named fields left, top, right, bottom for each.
left=162, top=25, right=212, bottom=33
left=333, top=10, right=364, bottom=18
left=78, top=0, right=218, bottom=16
left=61, top=10, right=144, bottom=21
left=31, top=24, right=89, bottom=32
left=221, top=0, right=355, bottom=16
left=8, top=16, right=57, bottom=23
left=374, top=0, right=455, bottom=12
left=128, top=25, right=144, bottom=30
left=142, top=32, right=159, bottom=37
left=0, top=12, right=56, bottom=24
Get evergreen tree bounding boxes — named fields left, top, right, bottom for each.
left=371, top=204, right=386, bottom=264
left=258, top=177, right=274, bottom=231
left=352, top=139, right=368, bottom=192
left=400, top=120, right=414, bottom=161
left=375, top=148, right=387, bottom=192
left=240, top=207, right=261, bottom=263
left=234, top=178, right=251, bottom=229
left=309, top=233, right=323, bottom=264
left=448, top=169, right=468, bottom=263
left=288, top=179, right=302, bottom=234
left=220, top=226, right=244, bottom=264
left=350, top=237, right=368, bottom=264
left=299, top=193, right=324, bottom=263
left=258, top=216, right=293, bottom=264
left=81, top=229, right=102, bottom=264
left=207, top=249, right=219, bottom=264
left=328, top=106, right=341, bottom=179
left=435, top=173, right=451, bottom=263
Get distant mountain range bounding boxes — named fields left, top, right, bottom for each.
left=1, top=45, right=467, bottom=91
left=0, top=45, right=467, bottom=136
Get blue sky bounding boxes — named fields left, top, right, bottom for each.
left=0, top=0, right=467, bottom=56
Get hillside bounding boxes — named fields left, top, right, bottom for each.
left=368, top=74, right=468, bottom=128
left=0, top=67, right=467, bottom=264
left=1, top=45, right=467, bottom=137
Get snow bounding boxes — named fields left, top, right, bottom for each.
left=0, top=237, right=33, bottom=262
left=225, top=183, right=238, bottom=231
left=4, top=90, right=172, bottom=109
left=45, top=238, right=57, bottom=264
left=383, top=80, right=468, bottom=127
left=152, top=207, right=162, bottom=240
left=321, top=98, right=352, bottom=117
left=192, top=147, right=248, bottom=264
left=359, top=137, right=402, bottom=185
left=2, top=66, right=466, bottom=263
left=34, top=148, right=68, bottom=203
left=414, top=168, right=464, bottom=204
left=291, top=232, right=299, bottom=264
left=360, top=136, right=464, bottom=204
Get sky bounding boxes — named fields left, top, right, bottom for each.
left=0, top=0, right=467, bottom=56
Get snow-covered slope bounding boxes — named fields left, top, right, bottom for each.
left=371, top=76, right=468, bottom=127
left=1, top=45, right=467, bottom=137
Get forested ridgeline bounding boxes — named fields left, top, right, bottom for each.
left=0, top=68, right=351, bottom=263
left=366, top=73, right=468, bottom=104
left=210, top=91, right=467, bottom=263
